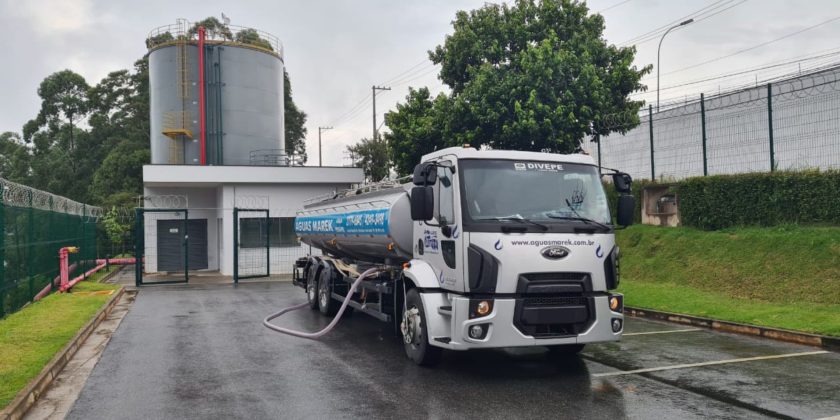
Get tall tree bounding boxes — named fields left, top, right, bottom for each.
left=284, top=70, right=308, bottom=163
left=387, top=0, right=650, bottom=170
left=384, top=88, right=449, bottom=176
left=347, top=137, right=390, bottom=182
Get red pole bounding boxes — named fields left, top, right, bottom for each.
left=198, top=26, right=207, bottom=165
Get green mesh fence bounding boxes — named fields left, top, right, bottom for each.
left=591, top=65, right=840, bottom=181
left=0, top=178, right=100, bottom=318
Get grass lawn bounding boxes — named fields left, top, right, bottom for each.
left=616, top=224, right=840, bottom=336
left=0, top=278, right=119, bottom=409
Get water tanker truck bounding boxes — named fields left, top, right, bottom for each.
left=292, top=146, right=635, bottom=366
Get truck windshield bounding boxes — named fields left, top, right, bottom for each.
left=460, top=159, right=611, bottom=228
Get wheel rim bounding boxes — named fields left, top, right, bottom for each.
left=307, top=279, right=316, bottom=302
left=401, top=306, right=422, bottom=346
left=319, top=281, right=329, bottom=307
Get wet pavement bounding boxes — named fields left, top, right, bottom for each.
left=66, top=282, right=840, bottom=419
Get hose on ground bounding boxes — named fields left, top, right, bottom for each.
left=263, top=267, right=382, bottom=339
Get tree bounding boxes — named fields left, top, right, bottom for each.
left=188, top=17, right=233, bottom=40
left=347, top=137, right=390, bottom=182
left=388, top=0, right=650, bottom=166
left=384, top=88, right=450, bottom=176
left=235, top=28, right=273, bottom=51
left=284, top=70, right=308, bottom=163
left=0, top=132, right=30, bottom=182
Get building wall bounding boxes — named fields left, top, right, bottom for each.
left=142, top=186, right=221, bottom=273
left=142, top=182, right=353, bottom=276
left=218, top=183, right=348, bottom=275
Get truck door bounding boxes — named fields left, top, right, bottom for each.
left=420, top=160, right=464, bottom=292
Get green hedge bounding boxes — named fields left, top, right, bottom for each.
left=677, top=170, right=840, bottom=230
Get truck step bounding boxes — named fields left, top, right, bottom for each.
left=331, top=292, right=391, bottom=322
left=437, top=306, right=452, bottom=316
left=434, top=337, right=452, bottom=344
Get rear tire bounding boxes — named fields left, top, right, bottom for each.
left=401, top=289, right=442, bottom=366
left=318, top=268, right=338, bottom=316
left=546, top=344, right=585, bottom=358
left=306, top=265, right=320, bottom=310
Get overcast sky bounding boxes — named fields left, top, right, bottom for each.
left=1, top=0, right=839, bottom=166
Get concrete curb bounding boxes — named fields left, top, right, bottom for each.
left=625, top=306, right=840, bottom=352
left=97, top=264, right=125, bottom=284
left=1, top=286, right=127, bottom=420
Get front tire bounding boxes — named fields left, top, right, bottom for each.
left=401, top=288, right=442, bottom=366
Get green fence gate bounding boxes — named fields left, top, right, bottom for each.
left=134, top=208, right=190, bottom=286
left=233, top=208, right=270, bottom=283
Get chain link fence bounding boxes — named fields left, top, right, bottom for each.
left=0, top=178, right=100, bottom=317
left=588, top=65, right=840, bottom=181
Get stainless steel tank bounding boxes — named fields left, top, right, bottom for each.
left=148, top=24, right=285, bottom=165
left=295, top=185, right=414, bottom=263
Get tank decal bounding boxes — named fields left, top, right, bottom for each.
left=295, top=209, right=389, bottom=236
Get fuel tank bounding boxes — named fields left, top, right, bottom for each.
left=294, top=184, right=414, bottom=263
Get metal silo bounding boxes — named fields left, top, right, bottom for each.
left=147, top=20, right=285, bottom=165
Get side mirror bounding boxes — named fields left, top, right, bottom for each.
left=613, top=173, right=632, bottom=194
left=410, top=186, right=434, bottom=221
left=412, top=162, right=438, bottom=186
left=617, top=194, right=635, bottom=227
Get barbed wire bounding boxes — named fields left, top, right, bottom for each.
left=0, top=178, right=102, bottom=218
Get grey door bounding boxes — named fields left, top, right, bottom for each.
left=157, top=219, right=208, bottom=271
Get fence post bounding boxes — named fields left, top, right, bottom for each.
left=48, top=197, right=53, bottom=292
left=265, top=212, right=270, bottom=278
left=183, top=209, right=189, bottom=283
left=233, top=208, right=239, bottom=284
left=27, top=189, right=34, bottom=303
left=135, top=208, right=142, bottom=287
left=82, top=204, right=87, bottom=279
left=0, top=183, right=5, bottom=318
left=700, top=93, right=708, bottom=176
left=648, top=104, right=655, bottom=181
left=767, top=83, right=775, bottom=172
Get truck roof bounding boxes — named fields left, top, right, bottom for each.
left=421, top=146, right=597, bottom=166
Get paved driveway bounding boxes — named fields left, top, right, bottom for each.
left=67, top=282, right=840, bottom=419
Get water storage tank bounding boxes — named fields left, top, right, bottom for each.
left=147, top=21, right=285, bottom=165
left=295, top=185, right=414, bottom=263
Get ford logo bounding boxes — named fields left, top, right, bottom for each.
left=541, top=246, right=570, bottom=260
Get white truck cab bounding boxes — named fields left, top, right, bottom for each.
left=294, top=147, right=635, bottom=365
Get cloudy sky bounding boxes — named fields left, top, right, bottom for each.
left=1, top=0, right=839, bottom=166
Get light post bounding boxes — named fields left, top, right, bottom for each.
left=657, top=18, right=694, bottom=112
left=318, top=126, right=333, bottom=167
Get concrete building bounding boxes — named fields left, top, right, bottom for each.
left=141, top=20, right=363, bottom=277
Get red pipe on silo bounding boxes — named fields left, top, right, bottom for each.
left=198, top=26, right=207, bottom=165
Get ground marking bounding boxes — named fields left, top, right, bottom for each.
left=623, top=328, right=703, bottom=336
left=592, top=350, right=830, bottom=378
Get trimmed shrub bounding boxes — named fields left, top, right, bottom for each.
left=677, top=170, right=840, bottom=230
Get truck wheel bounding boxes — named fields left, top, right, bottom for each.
left=401, top=289, right=442, bottom=366
left=318, top=269, right=338, bottom=316
left=546, top=344, right=585, bottom=358
left=306, top=266, right=320, bottom=310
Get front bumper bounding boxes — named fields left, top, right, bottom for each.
left=423, top=293, right=623, bottom=350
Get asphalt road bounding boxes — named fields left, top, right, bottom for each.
left=67, top=282, right=840, bottom=419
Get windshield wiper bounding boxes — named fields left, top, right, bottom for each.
left=543, top=199, right=612, bottom=232
left=476, top=215, right=549, bottom=231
